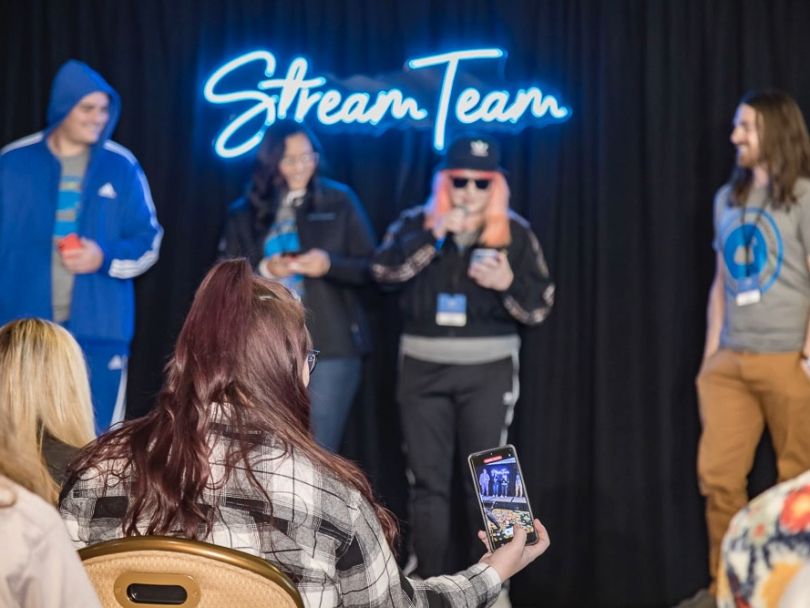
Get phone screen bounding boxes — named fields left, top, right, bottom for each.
left=468, top=444, right=537, bottom=550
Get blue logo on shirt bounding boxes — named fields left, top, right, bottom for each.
left=719, top=208, right=783, bottom=293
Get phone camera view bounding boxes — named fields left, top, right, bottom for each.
left=474, top=454, right=534, bottom=548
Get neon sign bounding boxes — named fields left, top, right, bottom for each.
left=204, top=48, right=570, bottom=158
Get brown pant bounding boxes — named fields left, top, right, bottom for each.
left=697, top=349, right=810, bottom=589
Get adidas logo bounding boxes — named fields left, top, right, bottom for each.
left=470, top=140, right=489, bottom=157
left=107, top=355, right=125, bottom=370
left=98, top=183, right=117, bottom=199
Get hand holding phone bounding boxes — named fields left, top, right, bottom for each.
left=478, top=518, right=550, bottom=582
left=470, top=247, right=500, bottom=267
left=57, top=233, right=82, bottom=253
left=59, top=236, right=104, bottom=274
left=468, top=444, right=538, bottom=550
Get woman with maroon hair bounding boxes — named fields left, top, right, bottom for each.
left=59, top=258, right=549, bottom=607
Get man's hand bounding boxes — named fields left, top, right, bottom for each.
left=469, top=251, right=514, bottom=291
left=288, top=248, right=331, bottom=278
left=60, top=238, right=104, bottom=274
left=801, top=355, right=810, bottom=380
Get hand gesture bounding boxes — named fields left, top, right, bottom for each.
left=261, top=254, right=294, bottom=278
left=431, top=207, right=467, bottom=240
left=478, top=519, right=550, bottom=582
left=801, top=355, right=810, bottom=380
left=287, top=248, right=331, bottom=278
left=60, top=238, right=104, bottom=274
left=468, top=251, right=514, bottom=291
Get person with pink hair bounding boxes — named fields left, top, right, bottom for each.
left=372, top=133, right=554, bottom=577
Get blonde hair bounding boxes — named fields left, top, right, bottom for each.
left=423, top=170, right=512, bottom=248
left=0, top=319, right=95, bottom=502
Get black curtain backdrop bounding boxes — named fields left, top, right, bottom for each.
left=3, top=1, right=809, bottom=605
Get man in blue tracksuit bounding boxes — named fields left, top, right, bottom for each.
left=0, top=60, right=162, bottom=431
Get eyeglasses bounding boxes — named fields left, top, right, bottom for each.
left=451, top=177, right=492, bottom=190
left=280, top=152, right=318, bottom=168
left=306, top=349, right=320, bottom=374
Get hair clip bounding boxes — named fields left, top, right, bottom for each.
left=258, top=294, right=276, bottom=301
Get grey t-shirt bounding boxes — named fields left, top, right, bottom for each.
left=713, top=178, right=810, bottom=351
left=52, top=150, right=89, bottom=323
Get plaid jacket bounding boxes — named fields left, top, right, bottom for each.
left=59, top=421, right=501, bottom=607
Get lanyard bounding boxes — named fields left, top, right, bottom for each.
left=740, top=202, right=767, bottom=277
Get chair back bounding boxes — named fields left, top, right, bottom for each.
left=79, top=536, right=303, bottom=608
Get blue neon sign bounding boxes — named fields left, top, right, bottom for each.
left=204, top=48, right=570, bottom=158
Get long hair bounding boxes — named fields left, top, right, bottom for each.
left=423, top=170, right=511, bottom=247
left=0, top=318, right=95, bottom=503
left=248, top=120, right=323, bottom=231
left=66, top=259, right=398, bottom=548
left=730, top=90, right=810, bottom=208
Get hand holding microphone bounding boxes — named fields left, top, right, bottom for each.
left=432, top=206, right=468, bottom=242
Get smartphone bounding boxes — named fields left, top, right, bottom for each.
left=468, top=444, right=537, bottom=550
left=470, top=247, right=499, bottom=266
left=57, top=233, right=82, bottom=252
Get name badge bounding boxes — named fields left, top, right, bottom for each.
left=306, top=212, right=336, bottom=221
left=735, top=275, right=761, bottom=307
left=436, top=293, right=467, bottom=326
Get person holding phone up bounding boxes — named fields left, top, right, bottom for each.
left=372, top=133, right=554, bottom=577
left=222, top=120, right=376, bottom=453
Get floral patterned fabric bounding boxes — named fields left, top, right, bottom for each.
left=718, top=469, right=810, bottom=607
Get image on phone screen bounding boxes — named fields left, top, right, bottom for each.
left=468, top=444, right=537, bottom=550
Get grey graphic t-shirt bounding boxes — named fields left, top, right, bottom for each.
left=52, top=150, right=89, bottom=322
left=713, top=178, right=810, bottom=352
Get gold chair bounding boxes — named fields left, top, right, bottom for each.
left=79, top=536, right=303, bottom=608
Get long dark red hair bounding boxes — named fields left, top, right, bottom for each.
left=64, top=259, right=398, bottom=547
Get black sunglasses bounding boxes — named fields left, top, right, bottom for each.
left=306, top=349, right=320, bottom=374
left=451, top=177, right=492, bottom=190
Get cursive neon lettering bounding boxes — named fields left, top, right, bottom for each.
left=408, top=49, right=504, bottom=150
left=455, top=88, right=481, bottom=121
left=204, top=47, right=570, bottom=158
left=264, top=58, right=327, bottom=119
left=509, top=88, right=570, bottom=122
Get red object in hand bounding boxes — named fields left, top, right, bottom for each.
left=58, top=233, right=82, bottom=252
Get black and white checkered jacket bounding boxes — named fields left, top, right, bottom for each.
left=59, top=420, right=501, bottom=607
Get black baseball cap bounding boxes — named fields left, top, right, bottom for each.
left=437, top=133, right=504, bottom=172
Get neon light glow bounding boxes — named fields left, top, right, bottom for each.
left=408, top=49, right=503, bottom=150
left=204, top=48, right=570, bottom=158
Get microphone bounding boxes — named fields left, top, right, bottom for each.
left=435, top=206, right=467, bottom=251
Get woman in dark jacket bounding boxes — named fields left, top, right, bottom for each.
left=222, top=120, right=375, bottom=452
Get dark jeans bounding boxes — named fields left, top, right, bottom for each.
left=398, top=355, right=518, bottom=577
left=308, top=356, right=362, bottom=452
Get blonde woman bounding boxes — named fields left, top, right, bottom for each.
left=0, top=443, right=100, bottom=607
left=0, top=318, right=95, bottom=503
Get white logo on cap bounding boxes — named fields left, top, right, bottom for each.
left=470, top=140, right=489, bottom=157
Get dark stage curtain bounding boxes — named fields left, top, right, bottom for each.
left=4, top=1, right=810, bottom=605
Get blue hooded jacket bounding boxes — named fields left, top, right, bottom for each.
left=0, top=60, right=163, bottom=343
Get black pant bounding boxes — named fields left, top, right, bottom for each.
left=398, top=355, right=518, bottom=577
